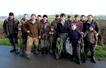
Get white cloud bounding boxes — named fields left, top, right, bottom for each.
left=0, top=0, right=106, bottom=16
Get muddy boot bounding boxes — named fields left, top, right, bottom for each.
left=41, top=48, right=44, bottom=55
left=76, top=60, right=81, bottom=65
left=10, top=44, right=17, bottom=53
left=10, top=49, right=16, bottom=53
left=91, top=51, right=96, bottom=63
left=47, top=47, right=50, bottom=54
left=83, top=54, right=87, bottom=63
left=15, top=49, right=20, bottom=55
left=25, top=53, right=31, bottom=60
left=91, top=57, right=96, bottom=63
left=34, top=47, right=39, bottom=55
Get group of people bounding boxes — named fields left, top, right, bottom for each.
left=3, top=12, right=99, bottom=64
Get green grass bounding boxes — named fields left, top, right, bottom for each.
left=96, top=46, right=106, bottom=59
left=0, top=38, right=11, bottom=45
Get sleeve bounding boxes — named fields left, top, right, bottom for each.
left=3, top=20, right=7, bottom=35
left=23, top=22, right=29, bottom=33
left=82, top=23, right=86, bottom=33
left=78, top=30, right=82, bottom=41
left=15, top=20, right=20, bottom=33
left=38, top=22, right=41, bottom=36
left=94, top=31, right=98, bottom=41
left=56, top=23, right=60, bottom=37
left=84, top=31, right=88, bottom=38
left=94, top=22, right=99, bottom=33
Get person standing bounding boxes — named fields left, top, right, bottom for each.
left=80, top=15, right=86, bottom=23
left=19, top=14, right=29, bottom=56
left=57, top=13, right=69, bottom=58
left=3, top=12, right=19, bottom=54
left=25, top=14, right=41, bottom=59
left=83, top=15, right=99, bottom=33
left=50, top=14, right=60, bottom=56
left=40, top=15, right=50, bottom=54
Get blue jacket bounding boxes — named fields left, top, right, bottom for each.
left=68, top=29, right=81, bottom=43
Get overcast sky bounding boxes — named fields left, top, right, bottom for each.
left=0, top=0, right=106, bottom=16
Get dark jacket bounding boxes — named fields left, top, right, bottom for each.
left=20, top=18, right=28, bottom=37
left=83, top=20, right=99, bottom=33
left=68, top=29, right=81, bottom=44
left=57, top=20, right=69, bottom=37
left=84, top=30, right=98, bottom=45
left=3, top=18, right=19, bottom=35
left=40, top=19, right=50, bottom=39
left=50, top=19, right=59, bottom=36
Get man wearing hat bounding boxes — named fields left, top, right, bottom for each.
left=3, top=12, right=19, bottom=54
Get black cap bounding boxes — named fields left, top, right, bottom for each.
left=9, top=12, right=14, bottom=16
left=81, top=15, right=85, bottom=17
left=60, top=13, right=66, bottom=17
left=74, top=14, right=79, bottom=18
left=38, top=15, right=41, bottom=17
left=67, top=15, right=71, bottom=18
left=55, top=14, right=59, bottom=17
left=43, top=15, right=48, bottom=18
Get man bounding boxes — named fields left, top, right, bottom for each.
left=57, top=13, right=69, bottom=58
left=72, top=15, right=83, bottom=32
left=83, top=15, right=99, bottom=63
left=50, top=14, right=60, bottom=56
left=67, top=15, right=72, bottom=24
left=80, top=15, right=86, bottom=23
left=37, top=15, right=42, bottom=21
left=83, top=15, right=99, bottom=33
left=3, top=12, right=19, bottom=54
left=40, top=15, right=50, bottom=54
left=25, top=14, right=41, bottom=59
left=19, top=14, right=29, bottom=56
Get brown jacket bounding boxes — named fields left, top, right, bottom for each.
left=84, top=30, right=98, bottom=44
left=24, top=19, right=41, bottom=38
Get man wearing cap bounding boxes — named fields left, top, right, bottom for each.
left=3, top=12, right=19, bottom=54
left=24, top=14, right=41, bottom=59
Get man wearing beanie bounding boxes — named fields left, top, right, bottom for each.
left=3, top=12, right=19, bottom=54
